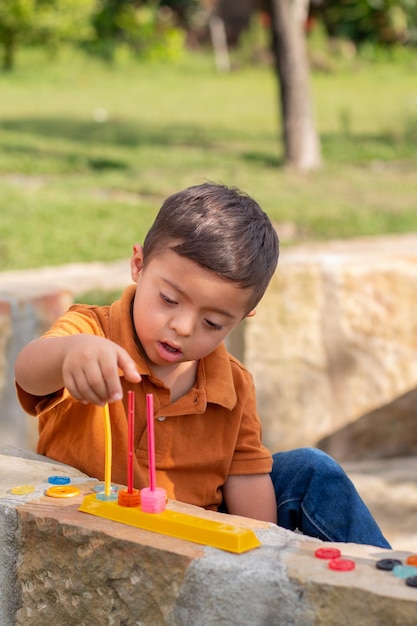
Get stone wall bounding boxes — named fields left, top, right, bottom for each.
left=246, top=233, right=417, bottom=456
left=0, top=260, right=129, bottom=451
left=0, top=287, right=73, bottom=450
left=2, top=448, right=417, bottom=626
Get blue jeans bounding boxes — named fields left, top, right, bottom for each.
left=270, top=448, right=391, bottom=549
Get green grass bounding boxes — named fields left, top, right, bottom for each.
left=1, top=46, right=417, bottom=271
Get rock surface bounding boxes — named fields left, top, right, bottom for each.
left=343, top=455, right=417, bottom=553
left=2, top=450, right=417, bottom=626
left=319, top=387, right=417, bottom=460
left=246, top=232, right=417, bottom=454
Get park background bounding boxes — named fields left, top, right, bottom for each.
left=1, top=0, right=417, bottom=278
left=1, top=0, right=417, bottom=550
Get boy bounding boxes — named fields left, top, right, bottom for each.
left=15, top=182, right=390, bottom=548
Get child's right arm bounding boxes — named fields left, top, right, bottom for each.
left=15, top=334, right=141, bottom=406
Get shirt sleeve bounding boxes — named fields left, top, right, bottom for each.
left=228, top=370, right=273, bottom=476
left=15, top=306, right=106, bottom=416
left=15, top=382, right=69, bottom=417
left=41, top=306, right=106, bottom=339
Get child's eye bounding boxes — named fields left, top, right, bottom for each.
left=160, top=293, right=177, bottom=305
left=205, top=319, right=222, bottom=331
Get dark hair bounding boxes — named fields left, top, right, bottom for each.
left=143, top=182, right=279, bottom=311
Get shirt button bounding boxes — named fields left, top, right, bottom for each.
left=157, top=416, right=166, bottom=422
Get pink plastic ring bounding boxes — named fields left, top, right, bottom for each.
left=140, top=487, right=167, bottom=514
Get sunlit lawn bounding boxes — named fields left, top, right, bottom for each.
left=1, top=47, right=417, bottom=271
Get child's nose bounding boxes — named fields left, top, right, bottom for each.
left=169, top=312, right=195, bottom=337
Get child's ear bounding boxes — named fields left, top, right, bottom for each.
left=246, top=309, right=256, bottom=318
left=130, top=243, right=144, bottom=282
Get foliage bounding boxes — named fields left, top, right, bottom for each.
left=158, top=0, right=200, bottom=25
left=316, top=0, right=417, bottom=46
left=90, top=0, right=187, bottom=62
left=0, top=0, right=189, bottom=70
left=307, top=14, right=417, bottom=72
left=0, top=0, right=34, bottom=69
left=0, top=0, right=96, bottom=70
left=30, top=0, right=96, bottom=45
left=231, top=13, right=272, bottom=66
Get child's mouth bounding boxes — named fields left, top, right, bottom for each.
left=157, top=341, right=183, bottom=363
left=162, top=342, right=180, bottom=354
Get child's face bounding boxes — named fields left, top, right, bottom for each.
left=130, top=245, right=254, bottom=369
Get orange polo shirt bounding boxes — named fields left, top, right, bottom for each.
left=16, top=285, right=272, bottom=510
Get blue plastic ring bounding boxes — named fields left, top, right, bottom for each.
left=48, top=476, right=71, bottom=485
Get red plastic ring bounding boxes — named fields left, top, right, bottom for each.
left=328, top=558, right=355, bottom=571
left=315, top=547, right=342, bottom=560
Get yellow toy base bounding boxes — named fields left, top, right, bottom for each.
left=79, top=493, right=261, bottom=554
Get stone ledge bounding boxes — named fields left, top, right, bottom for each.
left=248, top=231, right=417, bottom=454
left=0, top=260, right=131, bottom=297
left=2, top=451, right=417, bottom=625
left=0, top=261, right=132, bottom=452
left=0, top=289, right=73, bottom=450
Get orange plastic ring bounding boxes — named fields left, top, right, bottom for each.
left=118, top=488, right=141, bottom=508
left=406, top=555, right=417, bottom=566
left=45, top=485, right=81, bottom=498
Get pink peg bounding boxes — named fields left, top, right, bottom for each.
left=140, top=393, right=166, bottom=513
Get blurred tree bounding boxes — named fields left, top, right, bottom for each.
left=215, top=0, right=258, bottom=45
left=0, top=0, right=96, bottom=71
left=315, top=0, right=414, bottom=45
left=267, top=0, right=321, bottom=170
left=91, top=0, right=187, bottom=61
left=0, top=0, right=34, bottom=70
left=159, top=0, right=200, bottom=25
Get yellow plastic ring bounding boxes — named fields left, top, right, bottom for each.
left=45, top=485, right=81, bottom=498
left=10, top=485, right=35, bottom=495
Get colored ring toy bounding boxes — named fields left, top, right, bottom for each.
left=93, top=483, right=118, bottom=493
left=376, top=558, right=403, bottom=571
left=45, top=485, right=80, bottom=498
left=48, top=476, right=71, bottom=485
left=328, top=558, right=355, bottom=571
left=315, top=547, right=342, bottom=560
left=10, top=485, right=35, bottom=495
left=118, top=489, right=141, bottom=508
left=392, top=565, right=417, bottom=579
left=96, top=491, right=118, bottom=502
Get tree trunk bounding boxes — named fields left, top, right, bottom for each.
left=269, top=0, right=321, bottom=170
left=2, top=31, right=16, bottom=72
